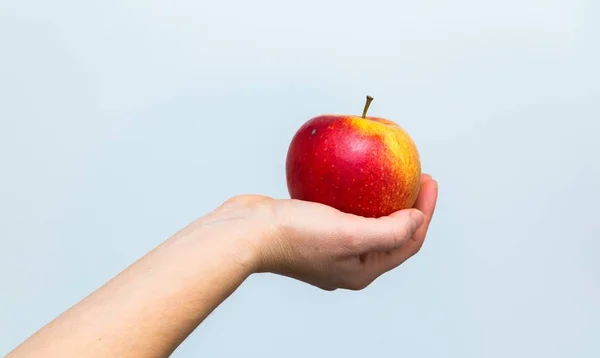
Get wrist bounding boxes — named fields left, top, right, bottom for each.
left=182, top=194, right=284, bottom=276
left=189, top=210, right=278, bottom=276
left=209, top=219, right=273, bottom=276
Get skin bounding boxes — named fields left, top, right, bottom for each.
left=286, top=114, right=421, bottom=217
left=7, top=174, right=438, bottom=358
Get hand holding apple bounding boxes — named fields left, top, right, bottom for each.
left=208, top=172, right=437, bottom=291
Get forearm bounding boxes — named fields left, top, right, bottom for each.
left=7, top=219, right=261, bottom=358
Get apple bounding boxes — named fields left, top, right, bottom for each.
left=285, top=96, right=421, bottom=218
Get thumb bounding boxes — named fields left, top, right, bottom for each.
left=351, top=209, right=425, bottom=253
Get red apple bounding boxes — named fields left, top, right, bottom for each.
left=285, top=96, right=421, bottom=218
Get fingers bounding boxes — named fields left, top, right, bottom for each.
left=378, top=176, right=438, bottom=271
left=412, top=176, right=438, bottom=245
left=343, top=208, right=425, bottom=254
left=341, top=174, right=436, bottom=255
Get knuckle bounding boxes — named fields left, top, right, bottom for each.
left=342, top=275, right=371, bottom=291
left=391, top=222, right=412, bottom=248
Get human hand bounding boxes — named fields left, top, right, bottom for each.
left=210, top=174, right=438, bottom=291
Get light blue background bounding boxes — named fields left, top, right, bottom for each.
left=1, top=0, right=599, bottom=356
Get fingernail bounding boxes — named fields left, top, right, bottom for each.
left=410, top=210, right=425, bottom=231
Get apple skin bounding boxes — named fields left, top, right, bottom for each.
left=285, top=114, right=421, bottom=218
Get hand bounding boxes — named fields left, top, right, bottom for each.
left=210, top=174, right=438, bottom=291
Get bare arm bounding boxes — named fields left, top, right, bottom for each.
left=7, top=175, right=438, bottom=357
left=7, top=216, right=263, bottom=357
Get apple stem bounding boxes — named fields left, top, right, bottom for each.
left=362, top=95, right=374, bottom=118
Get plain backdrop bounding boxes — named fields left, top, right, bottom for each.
left=1, top=0, right=599, bottom=357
